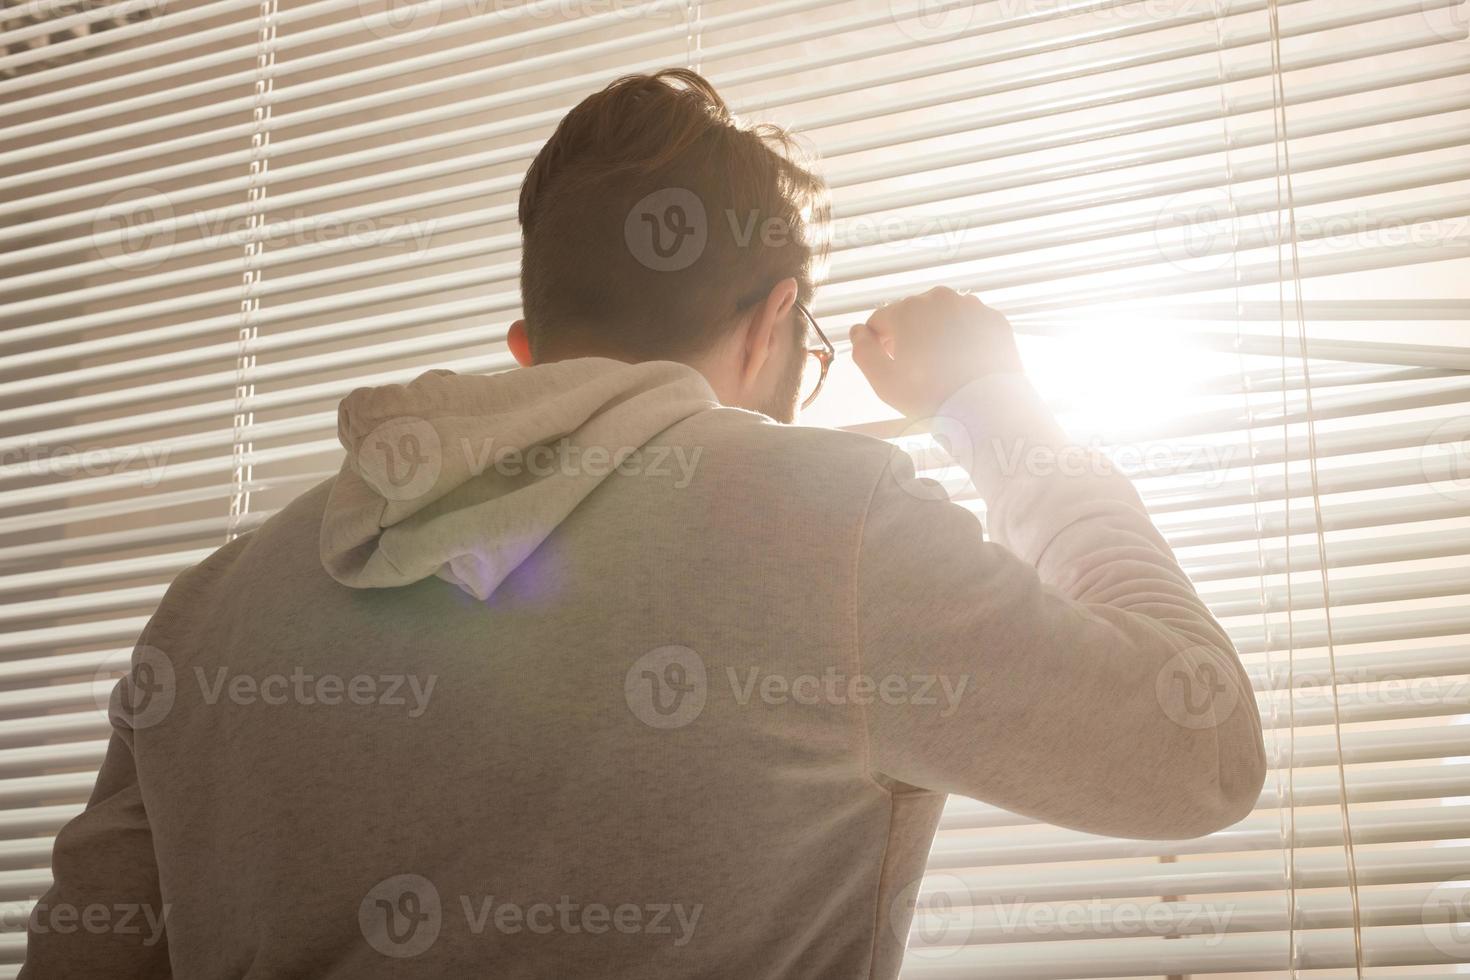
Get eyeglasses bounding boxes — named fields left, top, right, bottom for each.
left=795, top=300, right=834, bottom=410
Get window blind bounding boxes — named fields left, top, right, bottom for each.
left=1, top=0, right=1466, bottom=977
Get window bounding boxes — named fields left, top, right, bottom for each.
left=2, top=0, right=1466, bottom=975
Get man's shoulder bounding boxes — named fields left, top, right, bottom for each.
left=669, top=405, right=899, bottom=477
left=656, top=407, right=904, bottom=515
left=147, top=479, right=335, bottom=633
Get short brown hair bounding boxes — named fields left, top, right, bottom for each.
left=517, top=69, right=828, bottom=361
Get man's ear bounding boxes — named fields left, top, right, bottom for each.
left=736, top=278, right=799, bottom=388
left=508, top=319, right=533, bottom=367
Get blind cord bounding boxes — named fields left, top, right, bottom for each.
left=1265, top=1, right=1365, bottom=974
left=684, top=0, right=702, bottom=74
left=1207, top=1, right=1301, bottom=974
left=229, top=0, right=278, bottom=541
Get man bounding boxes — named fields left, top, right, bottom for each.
left=24, top=69, right=1264, bottom=978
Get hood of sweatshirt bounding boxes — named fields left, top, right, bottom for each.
left=319, top=357, right=718, bottom=601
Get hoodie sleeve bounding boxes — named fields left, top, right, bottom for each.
left=854, top=375, right=1266, bottom=840
left=21, top=661, right=171, bottom=978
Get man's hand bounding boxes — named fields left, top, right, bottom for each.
left=850, top=286, right=1024, bottom=419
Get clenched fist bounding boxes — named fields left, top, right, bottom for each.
left=850, top=287, right=1024, bottom=419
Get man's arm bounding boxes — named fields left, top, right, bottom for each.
left=849, top=288, right=1266, bottom=840
left=21, top=656, right=172, bottom=978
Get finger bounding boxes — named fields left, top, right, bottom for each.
left=863, top=306, right=898, bottom=357
left=848, top=323, right=894, bottom=388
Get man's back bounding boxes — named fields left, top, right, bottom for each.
left=25, top=356, right=1264, bottom=979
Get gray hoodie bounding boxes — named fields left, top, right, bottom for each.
left=23, top=357, right=1265, bottom=979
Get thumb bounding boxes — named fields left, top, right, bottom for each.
left=849, top=323, right=893, bottom=387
